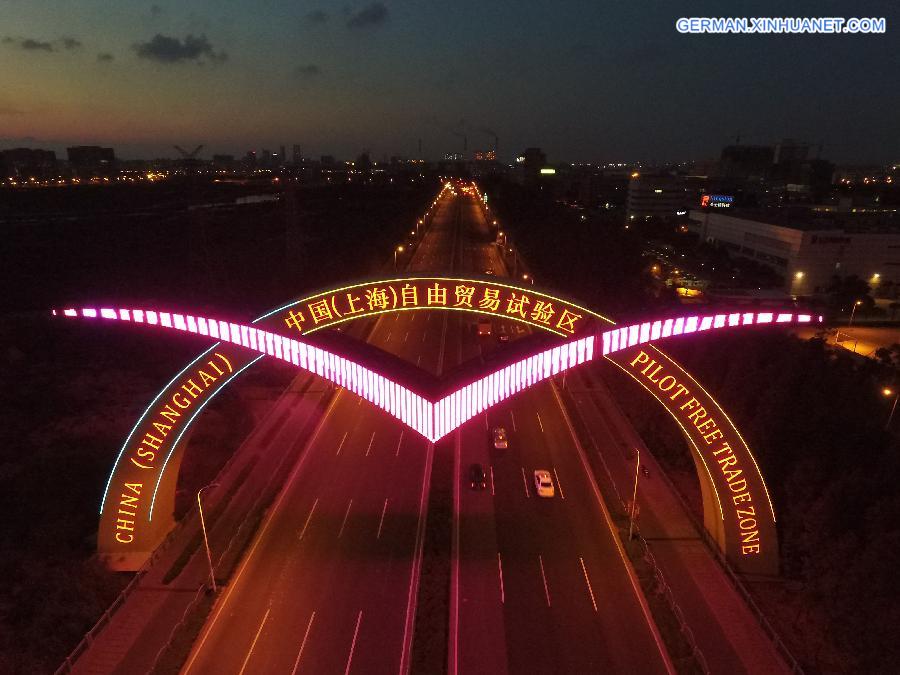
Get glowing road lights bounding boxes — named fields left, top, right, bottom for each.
left=57, top=303, right=807, bottom=445
left=56, top=305, right=593, bottom=443
left=600, top=311, right=819, bottom=357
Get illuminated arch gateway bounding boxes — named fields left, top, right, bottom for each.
left=53, top=277, right=817, bottom=575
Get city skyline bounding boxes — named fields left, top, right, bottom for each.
left=1, top=0, right=898, bottom=163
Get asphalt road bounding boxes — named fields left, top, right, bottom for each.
left=183, top=188, right=670, bottom=674
left=182, top=189, right=461, bottom=674
left=449, top=200, right=671, bottom=675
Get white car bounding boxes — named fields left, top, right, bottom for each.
left=492, top=426, right=508, bottom=449
left=533, top=470, right=555, bottom=498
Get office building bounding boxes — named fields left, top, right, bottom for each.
left=688, top=208, right=900, bottom=296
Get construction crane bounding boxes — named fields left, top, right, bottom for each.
left=481, top=128, right=499, bottom=158
left=174, top=144, right=204, bottom=160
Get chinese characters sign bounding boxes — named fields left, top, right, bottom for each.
left=279, top=277, right=598, bottom=337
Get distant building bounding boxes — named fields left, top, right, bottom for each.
left=688, top=208, right=900, bottom=296
left=67, top=146, right=115, bottom=177
left=261, top=149, right=272, bottom=168
left=626, top=173, right=693, bottom=222
left=774, top=138, right=811, bottom=164
left=0, top=148, right=57, bottom=180
left=212, top=154, right=236, bottom=170
left=474, top=149, right=496, bottom=162
left=444, top=153, right=464, bottom=161
left=292, top=144, right=302, bottom=165
left=717, top=145, right=774, bottom=180
left=279, top=145, right=286, bottom=167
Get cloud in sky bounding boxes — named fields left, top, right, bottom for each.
left=61, top=37, right=81, bottom=50
left=294, top=63, right=321, bottom=78
left=133, top=33, right=226, bottom=64
left=306, top=9, right=328, bottom=24
left=97, top=52, right=114, bottom=62
left=3, top=36, right=55, bottom=51
left=150, top=4, right=163, bottom=17
left=346, top=2, right=388, bottom=29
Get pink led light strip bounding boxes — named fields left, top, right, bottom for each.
left=56, top=307, right=593, bottom=443
left=600, top=311, right=821, bottom=356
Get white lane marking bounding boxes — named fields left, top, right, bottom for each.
left=395, top=314, right=399, bottom=321
left=497, top=553, right=505, bottom=604
left=238, top=607, right=270, bottom=675
left=290, top=611, right=316, bottom=675
left=416, top=355, right=422, bottom=366
left=553, top=467, right=566, bottom=500
left=580, top=557, right=599, bottom=612
left=338, top=499, right=353, bottom=538
left=399, top=442, right=435, bottom=675
left=421, top=332, right=426, bottom=342
left=490, top=465, right=495, bottom=496
left=336, top=431, right=349, bottom=455
left=298, top=498, right=319, bottom=541
left=386, top=330, right=392, bottom=341
left=521, top=467, right=530, bottom=498
left=536, top=412, right=544, bottom=433
left=365, top=431, right=375, bottom=457
left=377, top=498, right=389, bottom=539
left=357, top=396, right=363, bottom=406
left=404, top=331, right=409, bottom=343
left=484, top=412, right=488, bottom=431
left=182, top=390, right=346, bottom=675
left=538, top=555, right=551, bottom=607
left=344, top=610, right=363, bottom=675
left=510, top=410, right=517, bottom=432
left=395, top=430, right=404, bottom=457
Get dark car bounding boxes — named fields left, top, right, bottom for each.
left=469, top=463, right=487, bottom=489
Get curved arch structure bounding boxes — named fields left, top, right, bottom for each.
left=54, top=294, right=817, bottom=575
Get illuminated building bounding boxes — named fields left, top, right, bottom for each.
left=688, top=208, right=900, bottom=296
left=626, top=173, right=693, bottom=222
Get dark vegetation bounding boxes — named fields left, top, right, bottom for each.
left=493, top=183, right=900, bottom=672
left=0, top=180, right=432, bottom=673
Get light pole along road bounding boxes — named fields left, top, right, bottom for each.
left=183, top=186, right=672, bottom=674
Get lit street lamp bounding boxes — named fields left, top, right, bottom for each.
left=522, top=273, right=534, bottom=286
left=835, top=300, right=863, bottom=345
left=197, top=482, right=220, bottom=593
left=394, top=245, right=404, bottom=270
left=884, top=388, right=899, bottom=430
left=628, top=449, right=640, bottom=540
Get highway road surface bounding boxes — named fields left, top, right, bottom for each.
left=183, top=185, right=671, bottom=674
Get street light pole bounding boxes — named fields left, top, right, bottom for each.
left=197, top=482, right=219, bottom=593
left=836, top=299, right=862, bottom=345
left=628, top=449, right=640, bottom=540
left=884, top=388, right=899, bottom=430
left=394, top=245, right=404, bottom=271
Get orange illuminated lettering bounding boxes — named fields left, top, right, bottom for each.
left=284, top=308, right=306, bottom=333
left=365, top=287, right=390, bottom=311
left=427, top=283, right=447, bottom=306
left=182, top=379, right=203, bottom=399
left=454, top=284, right=475, bottom=308
left=505, top=292, right=531, bottom=318
left=344, top=293, right=365, bottom=315
left=401, top=284, right=419, bottom=307
left=479, top=288, right=501, bottom=312
left=307, top=299, right=334, bottom=324
left=530, top=300, right=555, bottom=325
left=556, top=308, right=582, bottom=334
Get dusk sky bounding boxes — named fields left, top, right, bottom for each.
left=1, top=0, right=897, bottom=163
